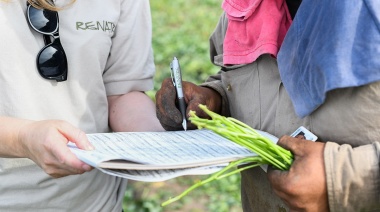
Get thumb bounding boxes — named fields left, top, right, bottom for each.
left=59, top=123, right=94, bottom=151
left=277, top=135, right=308, bottom=156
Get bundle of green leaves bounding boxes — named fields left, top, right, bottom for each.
left=162, top=104, right=293, bottom=206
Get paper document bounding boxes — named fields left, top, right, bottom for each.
left=69, top=129, right=277, bottom=182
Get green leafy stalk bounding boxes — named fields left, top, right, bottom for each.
left=161, top=157, right=263, bottom=207
left=189, top=105, right=293, bottom=169
left=161, top=104, right=293, bottom=207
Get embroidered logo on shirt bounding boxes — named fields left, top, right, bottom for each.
left=76, top=21, right=116, bottom=33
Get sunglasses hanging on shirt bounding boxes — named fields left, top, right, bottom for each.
left=26, top=2, right=68, bottom=82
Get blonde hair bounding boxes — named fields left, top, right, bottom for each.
left=27, top=0, right=76, bottom=11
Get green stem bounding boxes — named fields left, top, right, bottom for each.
left=164, top=104, right=296, bottom=207
left=161, top=157, right=262, bottom=207
left=189, top=105, right=293, bottom=170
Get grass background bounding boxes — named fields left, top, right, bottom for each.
left=146, top=0, right=222, bottom=97
left=123, top=0, right=243, bottom=211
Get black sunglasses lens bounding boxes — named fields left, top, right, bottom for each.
left=28, top=6, right=58, bottom=33
left=37, top=44, right=67, bottom=79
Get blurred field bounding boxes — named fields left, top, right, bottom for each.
left=123, top=175, right=242, bottom=212
left=146, top=0, right=222, bottom=98
left=123, top=0, right=244, bottom=212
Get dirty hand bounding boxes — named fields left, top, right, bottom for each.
left=267, top=136, right=329, bottom=212
left=155, top=78, right=222, bottom=131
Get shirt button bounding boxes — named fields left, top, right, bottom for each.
left=226, top=84, right=232, bottom=91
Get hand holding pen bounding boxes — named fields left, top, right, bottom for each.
left=170, top=57, right=187, bottom=131
left=155, top=57, right=223, bottom=131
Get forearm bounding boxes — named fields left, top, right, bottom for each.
left=0, top=116, right=32, bottom=158
left=108, top=91, right=164, bottom=132
left=325, top=141, right=380, bottom=211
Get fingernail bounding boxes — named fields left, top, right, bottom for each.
left=87, top=144, right=95, bottom=151
left=82, top=164, right=92, bottom=171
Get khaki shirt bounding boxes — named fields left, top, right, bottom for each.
left=202, top=13, right=380, bottom=212
left=0, top=0, right=154, bottom=211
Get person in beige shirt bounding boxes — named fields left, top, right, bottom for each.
left=0, top=0, right=163, bottom=211
left=155, top=1, right=380, bottom=211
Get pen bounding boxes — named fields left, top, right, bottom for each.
left=170, top=56, right=187, bottom=131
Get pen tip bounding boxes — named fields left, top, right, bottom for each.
left=182, top=119, right=187, bottom=131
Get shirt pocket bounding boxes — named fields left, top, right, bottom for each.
left=220, top=62, right=261, bottom=129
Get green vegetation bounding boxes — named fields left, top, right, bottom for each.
left=146, top=0, right=222, bottom=99
left=191, top=105, right=293, bottom=171
left=123, top=1, right=244, bottom=212
left=124, top=175, right=242, bottom=212
left=161, top=105, right=293, bottom=206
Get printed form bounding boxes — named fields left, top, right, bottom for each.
left=68, top=130, right=257, bottom=182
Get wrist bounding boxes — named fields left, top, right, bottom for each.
left=202, top=87, right=222, bottom=114
left=0, top=117, right=33, bottom=158
left=15, top=119, right=34, bottom=158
